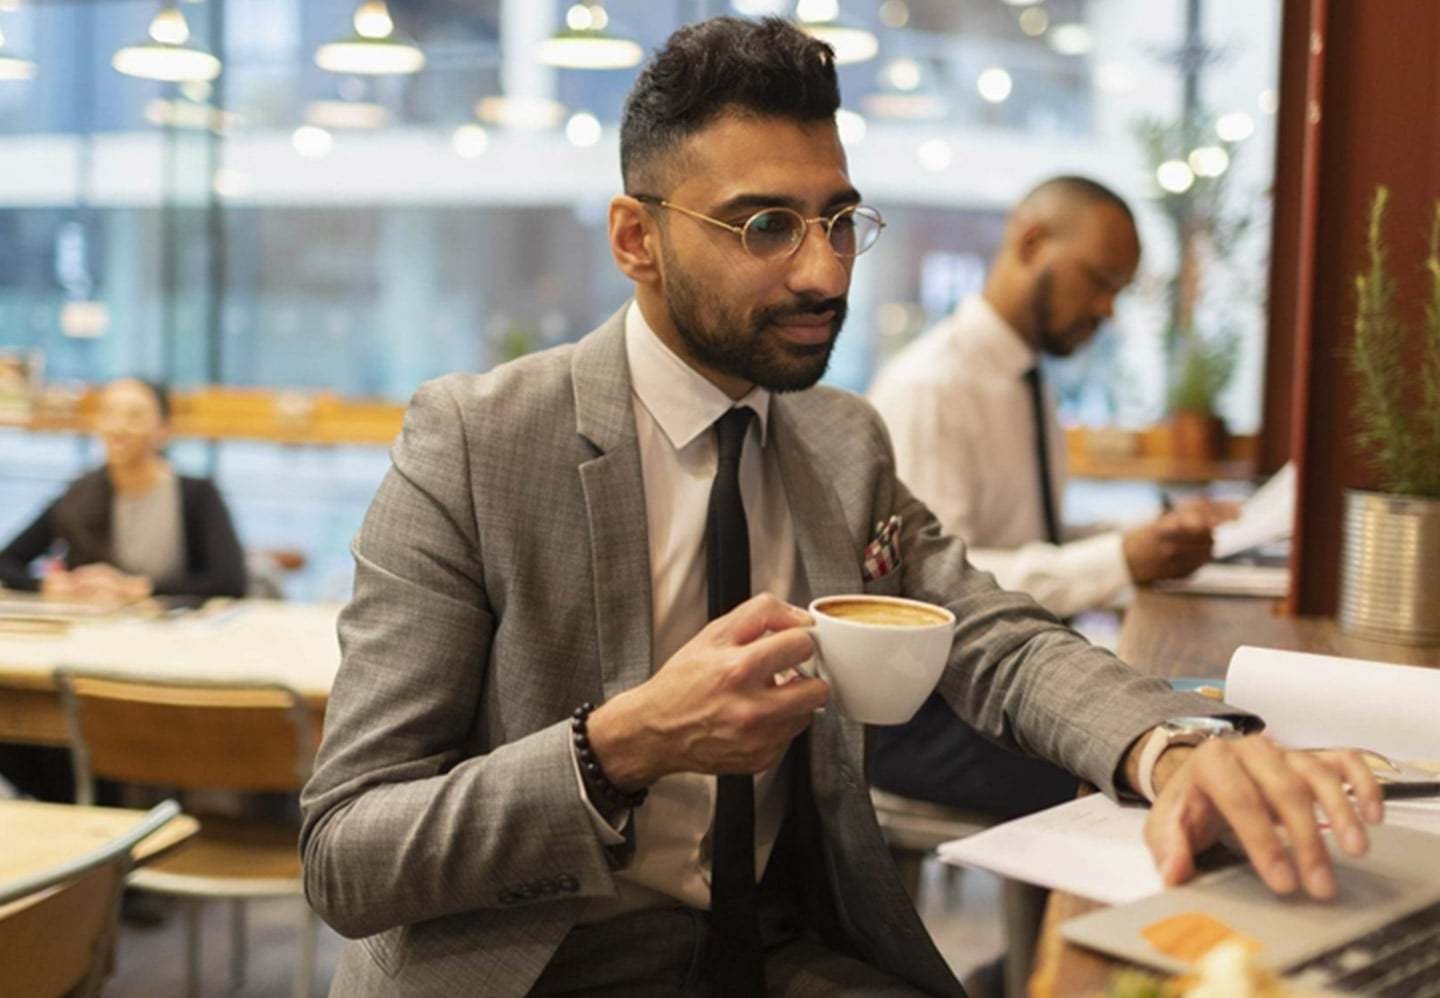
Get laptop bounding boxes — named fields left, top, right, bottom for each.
left=1062, top=822, right=1440, bottom=991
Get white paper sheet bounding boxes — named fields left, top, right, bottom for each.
left=1209, top=460, right=1301, bottom=555
left=937, top=788, right=1440, bottom=904
left=937, top=795, right=1164, bottom=905
left=1212, top=462, right=1295, bottom=559
left=1226, top=646, right=1440, bottom=764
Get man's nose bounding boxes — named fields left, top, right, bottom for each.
left=784, top=221, right=850, bottom=300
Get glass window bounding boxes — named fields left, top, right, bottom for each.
left=0, top=0, right=1283, bottom=597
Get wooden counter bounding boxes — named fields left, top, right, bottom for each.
left=1065, top=426, right=1259, bottom=484
left=12, top=390, right=1255, bottom=478
left=7, top=387, right=404, bottom=447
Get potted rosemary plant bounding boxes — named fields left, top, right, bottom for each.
left=1338, top=187, right=1440, bottom=645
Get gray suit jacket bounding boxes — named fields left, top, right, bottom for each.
left=300, top=307, right=1222, bottom=996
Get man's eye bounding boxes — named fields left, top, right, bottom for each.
left=748, top=211, right=792, bottom=235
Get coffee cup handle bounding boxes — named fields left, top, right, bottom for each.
left=795, top=651, right=822, bottom=680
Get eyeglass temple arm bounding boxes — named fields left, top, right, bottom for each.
left=631, top=194, right=745, bottom=236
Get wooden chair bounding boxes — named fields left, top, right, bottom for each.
left=0, top=800, right=180, bottom=998
left=56, top=670, right=319, bottom=998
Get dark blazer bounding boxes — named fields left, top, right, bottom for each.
left=0, top=468, right=247, bottom=598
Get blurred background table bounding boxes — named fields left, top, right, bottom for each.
left=0, top=599, right=339, bottom=747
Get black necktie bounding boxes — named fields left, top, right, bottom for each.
left=705, top=406, right=764, bottom=996
left=1024, top=366, right=1061, bottom=545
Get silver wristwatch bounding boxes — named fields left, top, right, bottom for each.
left=1136, top=716, right=1242, bottom=802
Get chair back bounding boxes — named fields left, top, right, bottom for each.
left=56, top=670, right=314, bottom=802
left=0, top=800, right=179, bottom=998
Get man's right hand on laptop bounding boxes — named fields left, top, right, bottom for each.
left=1136, top=734, right=1384, bottom=900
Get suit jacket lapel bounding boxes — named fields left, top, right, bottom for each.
left=573, top=307, right=656, bottom=702
left=770, top=395, right=862, bottom=604
left=770, top=396, right=868, bottom=769
left=770, top=408, right=959, bottom=993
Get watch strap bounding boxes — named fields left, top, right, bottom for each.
left=1136, top=725, right=1203, bottom=803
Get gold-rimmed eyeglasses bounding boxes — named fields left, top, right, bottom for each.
left=633, top=194, right=886, bottom=262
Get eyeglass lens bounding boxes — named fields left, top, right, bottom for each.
left=741, top=206, right=883, bottom=260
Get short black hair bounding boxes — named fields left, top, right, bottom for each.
left=620, top=17, right=840, bottom=195
left=118, top=377, right=172, bottom=423
left=1022, top=175, right=1136, bottom=228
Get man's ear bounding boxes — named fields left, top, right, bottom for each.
left=1014, top=219, right=1051, bottom=267
left=610, top=195, right=662, bottom=285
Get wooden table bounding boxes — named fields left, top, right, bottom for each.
left=0, top=800, right=200, bottom=885
left=1029, top=590, right=1440, bottom=997
left=0, top=599, right=340, bottom=747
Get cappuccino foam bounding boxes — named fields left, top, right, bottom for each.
left=816, top=599, right=949, bottom=627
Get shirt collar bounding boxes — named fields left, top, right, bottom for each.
left=624, top=300, right=771, bottom=451
left=952, top=294, right=1038, bottom=379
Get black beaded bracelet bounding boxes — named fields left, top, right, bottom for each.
left=571, top=702, right=648, bottom=812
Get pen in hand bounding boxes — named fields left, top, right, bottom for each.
left=1343, top=779, right=1440, bottom=802
left=1381, top=781, right=1440, bottom=800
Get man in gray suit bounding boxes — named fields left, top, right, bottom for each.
left=300, top=17, right=1383, bottom=997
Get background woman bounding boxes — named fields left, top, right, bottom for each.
left=0, top=377, right=246, bottom=602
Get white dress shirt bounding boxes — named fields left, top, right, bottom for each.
left=868, top=294, right=1130, bottom=618
left=579, top=301, right=798, bottom=921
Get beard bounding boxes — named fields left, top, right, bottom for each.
left=1031, top=268, right=1099, bottom=358
left=661, top=245, right=847, bottom=393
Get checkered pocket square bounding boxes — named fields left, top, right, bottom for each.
left=861, top=515, right=902, bottom=582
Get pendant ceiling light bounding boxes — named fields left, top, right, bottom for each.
left=306, top=99, right=390, bottom=130
left=475, top=94, right=566, bottom=130
left=538, top=3, right=642, bottom=70
left=795, top=0, right=878, bottom=65
left=112, top=5, right=221, bottom=83
left=0, top=24, right=36, bottom=80
left=862, top=57, right=946, bottom=120
left=316, top=1, right=425, bottom=76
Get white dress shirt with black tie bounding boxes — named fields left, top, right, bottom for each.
left=869, top=294, right=1132, bottom=617
left=575, top=301, right=797, bottom=923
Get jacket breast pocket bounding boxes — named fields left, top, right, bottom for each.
left=862, top=568, right=903, bottom=597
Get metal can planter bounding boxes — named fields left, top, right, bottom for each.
left=1338, top=490, right=1440, bottom=645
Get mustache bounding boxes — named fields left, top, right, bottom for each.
left=756, top=296, right=848, bottom=326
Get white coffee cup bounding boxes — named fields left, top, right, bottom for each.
left=802, top=594, right=956, bottom=724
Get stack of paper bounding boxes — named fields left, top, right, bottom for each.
left=1226, top=646, right=1439, bottom=765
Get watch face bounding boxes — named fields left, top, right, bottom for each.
left=1163, top=716, right=1238, bottom=737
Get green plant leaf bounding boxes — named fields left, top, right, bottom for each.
left=1347, top=187, right=1440, bottom=499
left=1168, top=328, right=1238, bottom=414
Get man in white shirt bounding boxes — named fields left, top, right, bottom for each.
left=868, top=177, right=1225, bottom=816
